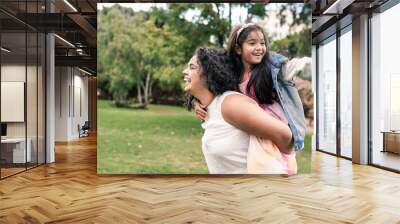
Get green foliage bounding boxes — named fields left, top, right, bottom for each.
left=237, top=3, right=267, bottom=22
left=98, top=4, right=311, bottom=104
left=98, top=6, right=138, bottom=105
left=98, top=6, right=186, bottom=106
left=270, top=28, right=311, bottom=58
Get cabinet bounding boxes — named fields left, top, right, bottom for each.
left=382, top=131, right=400, bottom=154
left=0, top=138, right=32, bottom=165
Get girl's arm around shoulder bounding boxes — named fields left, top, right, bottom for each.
left=221, top=94, right=293, bottom=154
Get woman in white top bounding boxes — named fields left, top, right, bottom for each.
left=183, top=47, right=293, bottom=174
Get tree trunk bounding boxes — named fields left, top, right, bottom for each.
left=137, top=82, right=143, bottom=104
left=149, top=79, right=153, bottom=98
left=215, top=3, right=220, bottom=15
left=144, top=72, right=151, bottom=105
left=228, top=3, right=232, bottom=31
left=214, top=3, right=224, bottom=47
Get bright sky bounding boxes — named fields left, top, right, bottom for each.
left=97, top=3, right=167, bottom=12
left=97, top=3, right=254, bottom=25
left=97, top=3, right=307, bottom=40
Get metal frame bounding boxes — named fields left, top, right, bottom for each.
left=367, top=1, right=400, bottom=172
left=367, top=11, right=373, bottom=165
left=374, top=0, right=400, bottom=13
left=336, top=23, right=341, bottom=157
left=0, top=0, right=47, bottom=180
left=36, top=1, right=39, bottom=168
left=315, top=33, right=339, bottom=156
left=25, top=1, right=28, bottom=172
left=314, top=0, right=400, bottom=173
left=315, top=17, right=353, bottom=161
left=315, top=44, right=319, bottom=151
left=44, top=0, right=47, bottom=165
left=0, top=17, right=2, bottom=179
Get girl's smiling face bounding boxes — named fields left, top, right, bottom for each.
left=235, top=30, right=266, bottom=67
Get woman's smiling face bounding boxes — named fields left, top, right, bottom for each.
left=236, top=30, right=266, bottom=66
left=183, top=55, right=205, bottom=95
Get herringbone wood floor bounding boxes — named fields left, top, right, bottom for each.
left=1, top=135, right=400, bottom=223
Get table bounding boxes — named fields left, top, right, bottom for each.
left=1, top=138, right=31, bottom=163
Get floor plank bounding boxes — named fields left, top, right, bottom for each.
left=0, top=135, right=399, bottom=223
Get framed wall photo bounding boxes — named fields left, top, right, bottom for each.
left=1, top=81, right=25, bottom=122
left=97, top=2, right=312, bottom=175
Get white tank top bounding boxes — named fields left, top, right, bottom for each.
left=201, top=91, right=249, bottom=174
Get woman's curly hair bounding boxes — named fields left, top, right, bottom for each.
left=186, top=47, right=239, bottom=110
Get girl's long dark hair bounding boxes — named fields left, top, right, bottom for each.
left=227, top=24, right=276, bottom=104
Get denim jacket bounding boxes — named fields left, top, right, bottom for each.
left=268, top=52, right=306, bottom=151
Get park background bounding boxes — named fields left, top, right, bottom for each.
left=97, top=3, right=313, bottom=174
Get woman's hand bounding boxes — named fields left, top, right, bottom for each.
left=193, top=100, right=208, bottom=121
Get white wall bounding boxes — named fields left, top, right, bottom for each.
left=1, top=82, right=25, bottom=122
left=1, top=65, right=26, bottom=81
left=55, top=67, right=89, bottom=141
left=1, top=66, right=26, bottom=123
left=55, top=66, right=69, bottom=141
left=1, top=63, right=46, bottom=164
left=72, top=73, right=89, bottom=138
left=1, top=65, right=27, bottom=138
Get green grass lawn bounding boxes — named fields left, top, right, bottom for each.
left=98, top=100, right=311, bottom=174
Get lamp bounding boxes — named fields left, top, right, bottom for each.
left=63, top=0, right=78, bottom=12
left=54, top=34, right=75, bottom=48
left=322, top=0, right=355, bottom=15
left=1, top=47, right=11, bottom=53
left=78, top=67, right=93, bottom=76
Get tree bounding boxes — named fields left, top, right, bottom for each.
left=131, top=12, right=185, bottom=106
left=97, top=3, right=312, bottom=106
left=98, top=6, right=140, bottom=106
left=269, top=3, right=311, bottom=58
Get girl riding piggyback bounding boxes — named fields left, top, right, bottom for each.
left=196, top=23, right=306, bottom=174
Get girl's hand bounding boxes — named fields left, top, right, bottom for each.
left=193, top=101, right=208, bottom=121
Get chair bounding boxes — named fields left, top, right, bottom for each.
left=78, top=121, right=90, bottom=138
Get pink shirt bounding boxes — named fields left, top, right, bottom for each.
left=239, top=79, right=288, bottom=124
left=239, top=77, right=297, bottom=175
